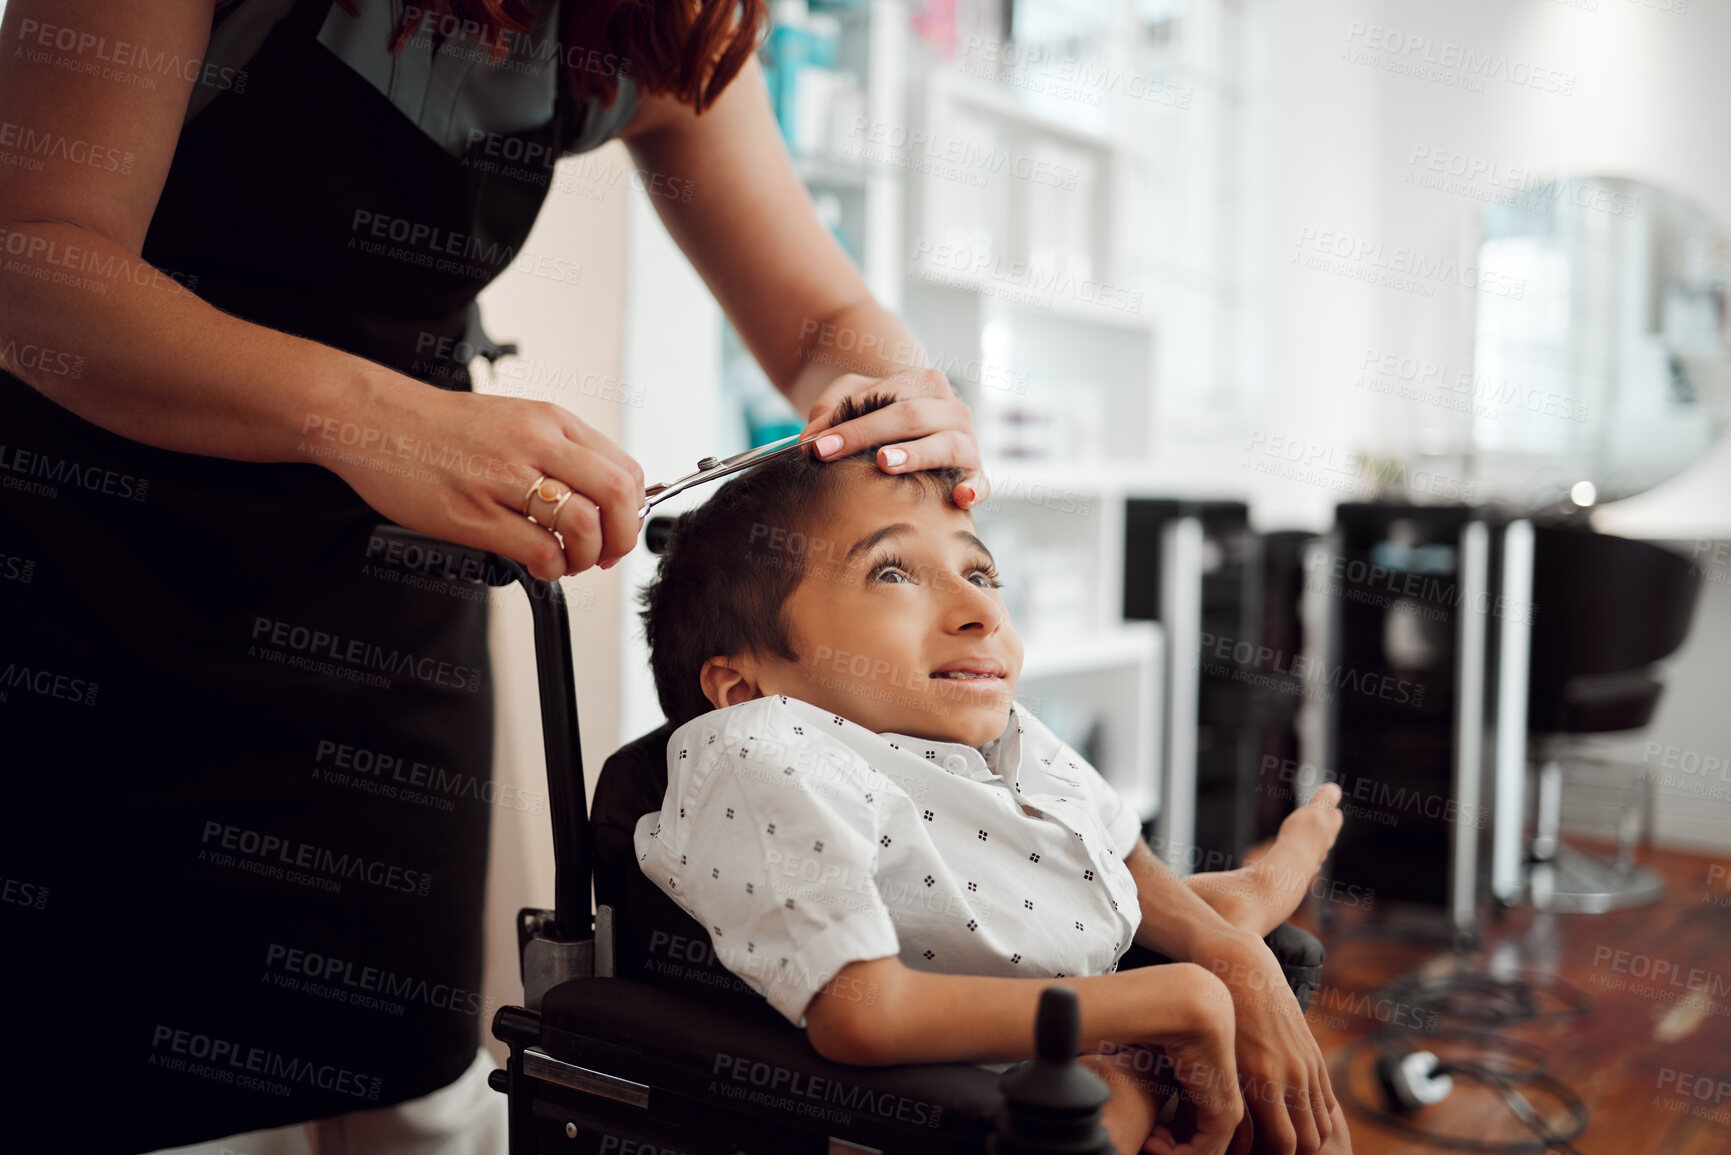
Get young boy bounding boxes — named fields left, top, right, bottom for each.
left=633, top=393, right=1349, bottom=1155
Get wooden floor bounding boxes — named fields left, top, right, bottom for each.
left=1293, top=843, right=1731, bottom=1155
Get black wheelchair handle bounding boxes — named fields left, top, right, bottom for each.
left=368, top=523, right=595, bottom=942
left=645, top=515, right=677, bottom=555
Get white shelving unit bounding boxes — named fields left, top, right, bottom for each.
left=1020, top=624, right=1163, bottom=823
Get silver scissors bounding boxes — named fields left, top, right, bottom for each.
left=638, top=429, right=828, bottom=520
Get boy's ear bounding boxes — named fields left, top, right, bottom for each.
left=700, top=655, right=764, bottom=710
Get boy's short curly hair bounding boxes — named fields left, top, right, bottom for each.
left=638, top=392, right=968, bottom=728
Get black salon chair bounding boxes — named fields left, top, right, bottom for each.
left=1522, top=524, right=1701, bottom=912
left=363, top=525, right=1327, bottom=1154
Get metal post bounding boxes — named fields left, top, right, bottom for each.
left=1155, top=516, right=1203, bottom=876
left=1450, top=520, right=1489, bottom=944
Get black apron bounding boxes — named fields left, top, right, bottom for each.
left=0, top=0, right=593, bottom=1146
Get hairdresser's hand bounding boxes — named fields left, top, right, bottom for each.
left=1204, top=931, right=1337, bottom=1155
left=323, top=376, right=644, bottom=581
left=796, top=368, right=987, bottom=509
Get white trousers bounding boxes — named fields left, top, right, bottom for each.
left=145, top=1047, right=508, bottom=1155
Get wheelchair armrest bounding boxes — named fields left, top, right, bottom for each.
left=1265, top=923, right=1324, bottom=1012
left=523, top=925, right=1324, bottom=1151
left=538, top=977, right=1003, bottom=1150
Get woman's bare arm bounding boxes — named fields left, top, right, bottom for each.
left=0, top=0, right=325, bottom=462
left=620, top=60, right=989, bottom=505
left=619, top=57, right=921, bottom=410
left=0, top=0, right=642, bottom=579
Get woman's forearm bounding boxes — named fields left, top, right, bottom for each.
left=0, top=218, right=645, bottom=578
left=783, top=298, right=930, bottom=418
left=0, top=220, right=411, bottom=467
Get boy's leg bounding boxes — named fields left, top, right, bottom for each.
left=1186, top=785, right=1344, bottom=938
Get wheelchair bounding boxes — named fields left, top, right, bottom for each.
left=369, top=525, right=1326, bottom=1155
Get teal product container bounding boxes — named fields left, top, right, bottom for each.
left=722, top=320, right=806, bottom=448
left=749, top=417, right=806, bottom=448
left=767, top=0, right=839, bottom=146
left=745, top=377, right=805, bottom=446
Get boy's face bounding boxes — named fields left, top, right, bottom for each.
left=740, top=470, right=1023, bottom=746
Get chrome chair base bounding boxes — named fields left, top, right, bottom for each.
left=1527, top=842, right=1665, bottom=914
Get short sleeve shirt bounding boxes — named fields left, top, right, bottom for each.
left=197, top=0, right=637, bottom=154
left=632, top=696, right=1145, bottom=1030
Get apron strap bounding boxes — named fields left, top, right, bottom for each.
left=186, top=0, right=337, bottom=125
left=286, top=0, right=337, bottom=36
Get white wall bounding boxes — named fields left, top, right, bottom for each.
left=617, top=188, right=723, bottom=745
left=1259, top=0, right=1731, bottom=848
left=1261, top=0, right=1731, bottom=535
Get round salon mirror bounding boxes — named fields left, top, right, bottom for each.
left=1464, top=176, right=1730, bottom=507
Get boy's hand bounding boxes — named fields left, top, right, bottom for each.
left=1144, top=979, right=1249, bottom=1155
left=796, top=368, right=988, bottom=509
left=1077, top=1047, right=1169, bottom=1155
left=1201, top=931, right=1337, bottom=1155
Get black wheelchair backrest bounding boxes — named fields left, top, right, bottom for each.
left=592, top=718, right=771, bottom=1007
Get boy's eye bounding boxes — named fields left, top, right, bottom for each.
left=868, top=554, right=1001, bottom=588
left=868, top=553, right=915, bottom=584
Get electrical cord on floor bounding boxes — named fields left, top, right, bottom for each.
left=1376, top=968, right=1593, bottom=1029
left=1330, top=967, right=1594, bottom=1154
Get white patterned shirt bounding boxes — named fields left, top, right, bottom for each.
left=632, top=694, right=1145, bottom=1036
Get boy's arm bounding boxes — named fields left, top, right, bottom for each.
left=806, top=955, right=1245, bottom=1155
left=634, top=701, right=903, bottom=1025
left=1123, top=839, right=1338, bottom=1155
left=1124, top=839, right=1265, bottom=963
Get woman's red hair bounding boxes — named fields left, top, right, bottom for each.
left=346, top=0, right=768, bottom=114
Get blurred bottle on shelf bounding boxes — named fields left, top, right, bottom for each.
left=765, top=0, right=842, bottom=151
left=911, top=0, right=960, bottom=57
left=977, top=394, right=1057, bottom=460
left=722, top=322, right=805, bottom=448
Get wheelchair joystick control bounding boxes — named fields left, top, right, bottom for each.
left=988, top=985, right=1115, bottom=1155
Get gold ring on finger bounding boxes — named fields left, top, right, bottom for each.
left=522, top=474, right=551, bottom=517
left=525, top=476, right=572, bottom=530
left=545, top=490, right=575, bottom=536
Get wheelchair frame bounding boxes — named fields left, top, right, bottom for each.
left=370, top=526, right=1323, bottom=1155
